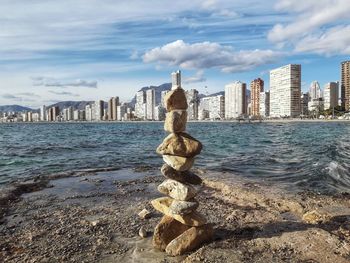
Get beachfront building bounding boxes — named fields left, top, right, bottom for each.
left=259, top=91, right=270, bottom=117
left=94, top=100, right=104, bottom=121
left=250, top=78, right=264, bottom=117
left=341, top=61, right=350, bottom=110
left=154, top=105, right=166, bottom=121
left=300, top=93, right=309, bottom=117
left=111, top=97, right=119, bottom=120
left=135, top=90, right=146, bottom=120
left=270, top=64, right=301, bottom=118
left=324, top=82, right=339, bottom=110
left=85, top=104, right=93, bottom=121
left=198, top=97, right=210, bottom=120
left=171, top=70, right=181, bottom=89
left=309, top=81, right=321, bottom=100
left=186, top=89, right=199, bottom=120
left=107, top=97, right=119, bottom=121
left=40, top=105, right=46, bottom=121
left=117, top=104, right=127, bottom=121
left=146, top=89, right=155, bottom=120
left=224, top=81, right=247, bottom=119
left=207, top=95, right=225, bottom=120
left=161, top=90, right=169, bottom=107
left=308, top=81, right=323, bottom=113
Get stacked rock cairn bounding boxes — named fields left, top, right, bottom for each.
left=151, top=79, right=213, bottom=256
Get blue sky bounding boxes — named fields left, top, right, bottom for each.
left=0, top=0, right=349, bottom=107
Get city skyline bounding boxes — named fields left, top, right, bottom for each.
left=0, top=0, right=349, bottom=108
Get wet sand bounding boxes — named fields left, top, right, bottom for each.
left=0, top=168, right=349, bottom=262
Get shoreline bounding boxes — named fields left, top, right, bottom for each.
left=1, top=168, right=349, bottom=262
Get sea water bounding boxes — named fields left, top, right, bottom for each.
left=1, top=122, right=350, bottom=193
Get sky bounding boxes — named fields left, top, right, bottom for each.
left=0, top=0, right=349, bottom=108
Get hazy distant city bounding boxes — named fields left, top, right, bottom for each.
left=1, top=61, right=350, bottom=123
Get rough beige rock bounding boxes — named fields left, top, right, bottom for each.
left=157, top=133, right=202, bottom=158
left=138, top=208, right=151, bottom=219
left=165, top=224, right=214, bottom=256
left=164, top=88, right=188, bottom=112
left=158, top=179, right=199, bottom=201
left=161, top=164, right=202, bottom=185
left=164, top=110, right=187, bottom=133
left=169, top=199, right=199, bottom=215
left=151, top=197, right=207, bottom=226
left=152, top=215, right=190, bottom=251
left=163, top=155, right=194, bottom=172
left=302, top=210, right=330, bottom=224
left=139, top=226, right=147, bottom=238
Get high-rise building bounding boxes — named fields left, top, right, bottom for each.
left=208, top=95, right=225, bottom=120
left=300, top=93, right=309, bottom=116
left=117, top=104, right=127, bottom=121
left=52, top=106, right=59, bottom=121
left=108, top=98, right=113, bottom=121
left=250, top=78, right=264, bottom=116
left=186, top=89, right=199, bottom=120
left=171, top=70, right=181, bottom=90
left=111, top=97, right=119, bottom=120
left=309, top=81, right=321, bottom=100
left=154, top=105, right=166, bottom=121
left=270, top=64, right=301, bottom=118
left=146, top=89, right=156, bottom=120
left=135, top=91, right=146, bottom=119
left=40, top=105, right=46, bottom=121
left=161, top=90, right=169, bottom=107
left=308, top=81, right=323, bottom=113
left=324, top=82, right=339, bottom=110
left=95, top=100, right=104, bottom=121
left=198, top=97, right=210, bottom=120
left=67, top=106, right=74, bottom=121
left=224, top=81, right=247, bottom=119
left=85, top=104, right=93, bottom=121
left=259, top=91, right=270, bottom=117
left=341, top=61, right=350, bottom=110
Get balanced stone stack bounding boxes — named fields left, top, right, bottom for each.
left=151, top=87, right=213, bottom=256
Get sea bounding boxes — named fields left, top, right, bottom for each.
left=1, top=121, right=350, bottom=194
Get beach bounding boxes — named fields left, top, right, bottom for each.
left=1, top=168, right=349, bottom=262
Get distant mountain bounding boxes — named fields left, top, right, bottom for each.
left=48, top=101, right=94, bottom=111
left=130, top=83, right=172, bottom=107
left=0, top=105, right=34, bottom=112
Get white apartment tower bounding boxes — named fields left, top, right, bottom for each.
left=95, top=100, right=104, bottom=121
left=146, top=89, right=156, bottom=120
left=40, top=105, right=46, bottom=121
left=208, top=95, right=225, bottom=120
left=186, top=89, right=199, bottom=120
left=324, top=82, right=339, bottom=110
left=224, top=81, right=247, bottom=119
left=135, top=91, right=146, bottom=119
left=171, top=70, right=181, bottom=90
left=270, top=64, right=301, bottom=118
left=309, top=81, right=321, bottom=100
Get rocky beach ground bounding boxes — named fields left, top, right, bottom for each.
left=0, top=168, right=349, bottom=263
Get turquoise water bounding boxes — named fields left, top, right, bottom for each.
left=1, top=122, right=350, bottom=193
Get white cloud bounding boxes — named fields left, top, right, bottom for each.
left=295, top=25, right=350, bottom=55
left=32, top=77, right=98, bottom=88
left=48, top=90, right=80, bottom=97
left=183, top=70, right=207, bottom=84
left=143, top=40, right=282, bottom=73
left=268, top=0, right=350, bottom=43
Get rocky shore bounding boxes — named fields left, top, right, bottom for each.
left=0, top=168, right=349, bottom=263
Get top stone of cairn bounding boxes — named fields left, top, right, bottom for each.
left=164, top=88, right=188, bottom=112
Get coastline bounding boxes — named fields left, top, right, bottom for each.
left=1, top=168, right=349, bottom=262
